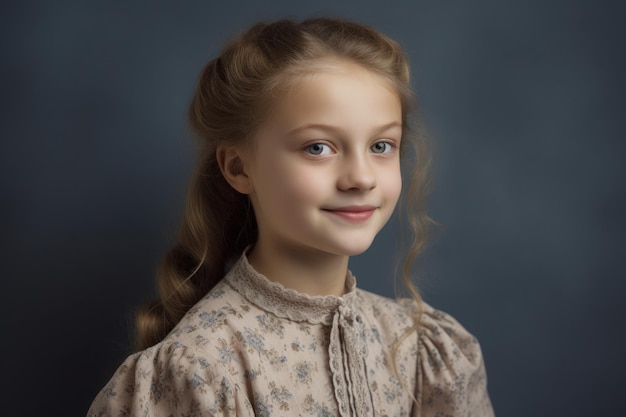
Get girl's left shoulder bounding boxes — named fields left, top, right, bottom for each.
left=356, top=289, right=494, bottom=415
left=355, top=288, right=482, bottom=350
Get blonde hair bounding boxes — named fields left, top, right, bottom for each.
left=135, top=17, right=433, bottom=379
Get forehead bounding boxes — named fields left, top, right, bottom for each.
left=257, top=61, right=402, bottom=136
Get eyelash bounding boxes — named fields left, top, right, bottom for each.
left=303, top=141, right=396, bottom=157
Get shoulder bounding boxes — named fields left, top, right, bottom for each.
left=354, top=290, right=480, bottom=349
left=356, top=289, right=481, bottom=354
left=166, top=279, right=255, bottom=349
left=355, top=290, right=494, bottom=414
left=87, top=339, right=255, bottom=416
left=357, top=290, right=486, bottom=379
left=87, top=281, right=257, bottom=417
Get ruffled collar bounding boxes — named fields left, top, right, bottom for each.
left=225, top=251, right=359, bottom=326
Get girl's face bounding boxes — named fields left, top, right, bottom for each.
left=243, top=60, right=403, bottom=258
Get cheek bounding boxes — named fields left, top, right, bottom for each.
left=253, top=156, right=327, bottom=208
left=278, top=167, right=329, bottom=208
left=380, top=164, right=403, bottom=205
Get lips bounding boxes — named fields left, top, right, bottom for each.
left=322, top=205, right=377, bottom=222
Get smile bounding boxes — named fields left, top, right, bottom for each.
left=322, top=206, right=377, bottom=222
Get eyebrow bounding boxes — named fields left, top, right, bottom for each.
left=286, top=121, right=402, bottom=136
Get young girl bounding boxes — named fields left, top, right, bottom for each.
left=88, top=17, right=494, bottom=416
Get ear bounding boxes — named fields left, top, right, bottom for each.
left=216, top=144, right=253, bottom=194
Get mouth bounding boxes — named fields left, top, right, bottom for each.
left=321, top=205, right=377, bottom=222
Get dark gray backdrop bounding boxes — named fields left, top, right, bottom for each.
left=2, top=0, right=624, bottom=415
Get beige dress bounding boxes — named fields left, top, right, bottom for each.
left=88, top=252, right=494, bottom=416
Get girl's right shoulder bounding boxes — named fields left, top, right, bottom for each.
left=87, top=341, right=253, bottom=416
left=87, top=281, right=255, bottom=417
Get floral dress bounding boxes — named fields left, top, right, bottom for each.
left=88, top=252, right=494, bottom=416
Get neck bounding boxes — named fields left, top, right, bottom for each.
left=247, top=239, right=349, bottom=297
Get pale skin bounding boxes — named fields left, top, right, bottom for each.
left=218, top=59, right=403, bottom=296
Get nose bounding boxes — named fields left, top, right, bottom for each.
left=337, top=154, right=376, bottom=191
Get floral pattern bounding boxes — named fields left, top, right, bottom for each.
left=88, top=252, right=494, bottom=416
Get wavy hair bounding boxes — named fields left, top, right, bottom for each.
left=135, top=17, right=433, bottom=385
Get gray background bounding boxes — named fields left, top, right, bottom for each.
left=1, top=0, right=624, bottom=415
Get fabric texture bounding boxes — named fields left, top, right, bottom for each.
left=88, top=252, right=494, bottom=416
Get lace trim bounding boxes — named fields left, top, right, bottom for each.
left=226, top=251, right=375, bottom=415
left=225, top=251, right=358, bottom=325
left=329, top=305, right=373, bottom=417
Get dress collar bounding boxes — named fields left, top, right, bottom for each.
left=225, top=251, right=358, bottom=325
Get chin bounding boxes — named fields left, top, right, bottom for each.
left=332, top=241, right=374, bottom=257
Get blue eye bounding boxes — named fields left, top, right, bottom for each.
left=371, top=141, right=392, bottom=154
left=305, top=143, right=332, bottom=156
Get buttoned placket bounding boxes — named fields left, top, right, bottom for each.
left=329, top=304, right=374, bottom=417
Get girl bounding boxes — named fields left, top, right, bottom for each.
left=88, top=17, right=494, bottom=416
